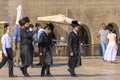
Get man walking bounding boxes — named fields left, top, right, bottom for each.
left=68, top=20, right=82, bottom=77
left=39, top=23, right=53, bottom=77
left=0, top=24, right=17, bottom=77
left=96, top=23, right=109, bottom=59
left=36, top=23, right=44, bottom=66
left=19, top=17, right=34, bottom=77
left=13, top=24, right=21, bottom=66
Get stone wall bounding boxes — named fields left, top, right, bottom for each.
left=0, top=0, right=120, bottom=43
left=0, top=0, right=9, bottom=21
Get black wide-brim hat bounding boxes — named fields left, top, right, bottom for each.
left=70, top=20, right=80, bottom=27
left=19, top=17, right=30, bottom=26
left=45, top=23, right=54, bottom=31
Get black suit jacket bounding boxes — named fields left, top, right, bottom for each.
left=38, top=32, right=53, bottom=65
left=38, top=32, right=52, bottom=53
left=68, top=31, right=80, bottom=57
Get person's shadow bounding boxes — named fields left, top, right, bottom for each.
left=51, top=63, right=67, bottom=67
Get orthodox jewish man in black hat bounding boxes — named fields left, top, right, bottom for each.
left=38, top=23, right=53, bottom=77
left=67, top=20, right=82, bottom=77
left=19, top=17, right=34, bottom=77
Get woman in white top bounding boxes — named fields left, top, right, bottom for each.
left=104, top=28, right=117, bottom=63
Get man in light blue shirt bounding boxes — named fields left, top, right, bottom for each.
left=37, top=24, right=44, bottom=40
left=96, top=23, right=109, bottom=59
left=13, top=24, right=21, bottom=66
left=33, top=24, right=38, bottom=53
left=0, top=24, right=16, bottom=77
left=35, top=23, right=44, bottom=66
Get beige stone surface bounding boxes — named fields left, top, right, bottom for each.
left=0, top=56, right=120, bottom=80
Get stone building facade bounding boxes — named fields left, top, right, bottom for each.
left=0, top=0, right=120, bottom=55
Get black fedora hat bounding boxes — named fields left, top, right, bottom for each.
left=44, top=23, right=54, bottom=31
left=70, top=20, right=80, bottom=27
left=48, top=23, right=54, bottom=31
left=19, top=17, right=30, bottom=26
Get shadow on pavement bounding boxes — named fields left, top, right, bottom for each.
left=52, top=63, right=67, bottom=67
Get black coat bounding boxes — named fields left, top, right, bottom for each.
left=20, top=28, right=34, bottom=66
left=39, top=32, right=53, bottom=66
left=68, top=31, right=81, bottom=68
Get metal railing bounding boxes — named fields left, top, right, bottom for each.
left=53, top=44, right=102, bottom=56
left=34, top=43, right=120, bottom=56
left=53, top=43, right=120, bottom=56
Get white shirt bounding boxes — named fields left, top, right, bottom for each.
left=1, top=33, right=12, bottom=54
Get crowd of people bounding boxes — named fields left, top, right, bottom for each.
left=0, top=17, right=82, bottom=77
left=0, top=16, right=118, bottom=77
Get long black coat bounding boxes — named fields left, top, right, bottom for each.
left=68, top=31, right=81, bottom=68
left=39, top=32, right=53, bottom=66
left=20, top=28, right=33, bottom=66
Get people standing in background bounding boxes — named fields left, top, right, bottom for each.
left=13, top=24, right=21, bottom=67
left=19, top=17, right=34, bottom=77
left=96, top=23, right=109, bottom=60
left=68, top=20, right=82, bottom=77
left=36, top=23, right=44, bottom=66
left=33, top=24, right=38, bottom=48
left=48, top=23, right=57, bottom=56
left=104, top=28, right=117, bottom=63
left=29, top=24, right=35, bottom=56
left=29, top=24, right=35, bottom=46
left=39, top=23, right=53, bottom=77
left=0, top=24, right=17, bottom=77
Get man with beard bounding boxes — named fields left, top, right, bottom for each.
left=19, top=17, right=34, bottom=77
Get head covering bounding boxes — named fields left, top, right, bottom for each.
left=44, top=23, right=54, bottom=31
left=29, top=24, right=34, bottom=28
left=4, top=24, right=9, bottom=33
left=4, top=24, right=9, bottom=29
left=70, top=20, right=80, bottom=27
left=48, top=23, right=54, bottom=31
left=19, top=17, right=30, bottom=26
left=35, top=23, right=41, bottom=27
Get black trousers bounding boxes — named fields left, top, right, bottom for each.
left=0, top=48, right=14, bottom=76
left=41, top=65, right=50, bottom=75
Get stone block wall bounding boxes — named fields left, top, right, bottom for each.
left=0, top=0, right=120, bottom=43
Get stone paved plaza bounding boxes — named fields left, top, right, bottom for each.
left=0, top=56, right=120, bottom=80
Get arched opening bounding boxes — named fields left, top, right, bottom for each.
left=78, top=24, right=91, bottom=56
left=79, top=24, right=91, bottom=44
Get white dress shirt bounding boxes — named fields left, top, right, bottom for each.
left=1, top=33, right=12, bottom=54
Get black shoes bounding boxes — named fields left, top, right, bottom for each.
left=20, top=67, right=25, bottom=75
left=20, top=67, right=30, bottom=77
left=72, top=74, right=78, bottom=77
left=9, top=75, right=17, bottom=77
left=47, top=74, right=53, bottom=77
left=67, top=69, right=78, bottom=77
left=41, top=74, right=45, bottom=77
left=25, top=72, right=31, bottom=77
